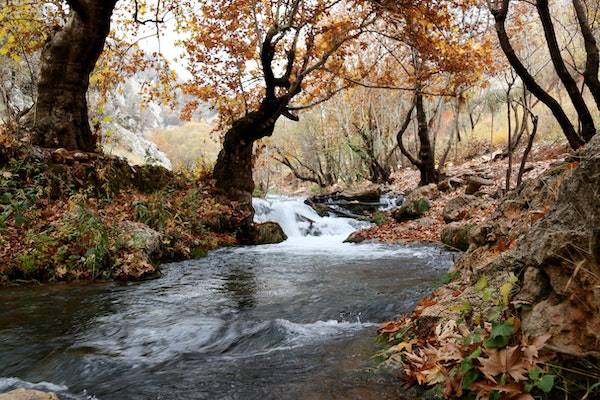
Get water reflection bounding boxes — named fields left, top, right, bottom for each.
left=217, top=268, right=258, bottom=311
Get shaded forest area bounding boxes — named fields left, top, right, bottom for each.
left=1, top=0, right=599, bottom=399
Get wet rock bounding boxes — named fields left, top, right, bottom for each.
left=392, top=197, right=431, bottom=222
left=306, top=187, right=381, bottom=215
left=253, top=222, right=287, bottom=245
left=0, top=389, right=59, bottom=400
left=440, top=222, right=476, bottom=251
left=442, top=194, right=482, bottom=223
left=344, top=231, right=365, bottom=243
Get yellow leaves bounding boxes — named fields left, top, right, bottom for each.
left=500, top=273, right=519, bottom=305
left=388, top=339, right=418, bottom=353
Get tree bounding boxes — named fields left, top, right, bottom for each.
left=572, top=0, right=600, bottom=110
left=487, top=0, right=596, bottom=149
left=356, top=0, right=494, bottom=185
left=1, top=0, right=179, bottom=151
left=28, top=0, right=119, bottom=151
left=180, top=0, right=375, bottom=204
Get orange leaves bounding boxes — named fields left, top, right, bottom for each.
left=378, top=316, right=411, bottom=335
left=378, top=310, right=555, bottom=399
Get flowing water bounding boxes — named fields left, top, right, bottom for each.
left=0, top=197, right=454, bottom=400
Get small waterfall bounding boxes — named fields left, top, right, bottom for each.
left=379, top=192, right=404, bottom=211
left=253, top=196, right=369, bottom=243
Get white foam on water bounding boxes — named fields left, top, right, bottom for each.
left=254, top=196, right=362, bottom=240
left=0, top=378, right=96, bottom=399
left=0, top=377, right=68, bottom=393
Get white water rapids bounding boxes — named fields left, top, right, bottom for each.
left=0, top=196, right=453, bottom=400
left=253, top=196, right=370, bottom=246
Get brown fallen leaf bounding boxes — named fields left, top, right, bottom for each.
left=477, top=346, right=528, bottom=383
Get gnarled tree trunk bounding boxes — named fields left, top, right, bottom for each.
left=213, top=101, right=283, bottom=235
left=573, top=0, right=600, bottom=112
left=30, top=0, right=118, bottom=151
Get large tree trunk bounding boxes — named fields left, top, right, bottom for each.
left=415, top=91, right=440, bottom=185
left=30, top=0, right=118, bottom=151
left=213, top=104, right=281, bottom=234
left=489, top=0, right=585, bottom=149
left=537, top=0, right=596, bottom=142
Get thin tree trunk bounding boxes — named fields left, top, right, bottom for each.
left=415, top=90, right=439, bottom=185
left=488, top=0, right=585, bottom=149
left=537, top=0, right=596, bottom=142
left=573, top=0, right=600, bottom=111
left=30, top=0, right=118, bottom=151
left=517, top=114, right=538, bottom=187
left=506, top=84, right=513, bottom=191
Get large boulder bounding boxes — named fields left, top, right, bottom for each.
left=392, top=197, right=431, bottom=222
left=253, top=222, right=287, bottom=245
left=117, top=221, right=163, bottom=257
left=442, top=194, right=483, bottom=223
left=0, top=389, right=59, bottom=400
left=440, top=222, right=476, bottom=251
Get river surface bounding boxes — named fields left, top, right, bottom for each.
left=0, top=197, right=453, bottom=399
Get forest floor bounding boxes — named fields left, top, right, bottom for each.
left=349, top=142, right=571, bottom=245
left=0, top=141, right=243, bottom=284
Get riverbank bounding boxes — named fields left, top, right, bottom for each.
left=0, top=143, right=242, bottom=283
left=345, top=142, right=568, bottom=247
left=374, top=137, right=600, bottom=399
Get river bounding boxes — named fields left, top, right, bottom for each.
left=0, top=197, right=453, bottom=399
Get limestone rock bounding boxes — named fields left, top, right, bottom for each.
left=442, top=194, right=482, bottom=223
left=344, top=231, right=365, bottom=243
left=114, top=221, right=163, bottom=280
left=440, top=222, right=476, bottom=251
left=430, top=135, right=600, bottom=356
left=117, top=221, right=162, bottom=257
left=0, top=389, right=59, bottom=400
left=406, top=183, right=439, bottom=202
left=437, top=177, right=464, bottom=192
left=392, top=197, right=431, bottom=222
left=465, top=176, right=494, bottom=194
left=253, top=222, right=287, bottom=245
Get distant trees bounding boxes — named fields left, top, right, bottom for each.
left=351, top=0, right=494, bottom=185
